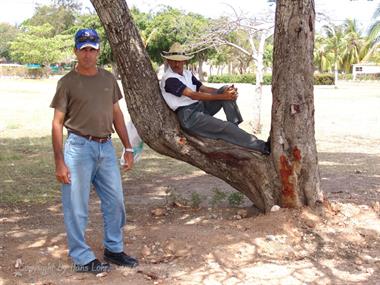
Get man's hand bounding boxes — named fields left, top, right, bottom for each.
left=227, top=84, right=238, bottom=94
left=222, top=84, right=239, bottom=100
left=55, top=162, right=71, bottom=184
left=185, top=84, right=238, bottom=101
left=122, top=151, right=134, bottom=171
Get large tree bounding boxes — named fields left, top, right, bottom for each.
left=364, top=2, right=380, bottom=62
left=0, top=23, right=18, bottom=61
left=143, top=7, right=210, bottom=65
left=90, top=0, right=323, bottom=212
left=10, top=23, right=72, bottom=65
left=23, top=1, right=81, bottom=36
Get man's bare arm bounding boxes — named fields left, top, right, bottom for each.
left=52, top=109, right=71, bottom=184
left=182, top=85, right=238, bottom=101
left=113, top=102, right=134, bottom=171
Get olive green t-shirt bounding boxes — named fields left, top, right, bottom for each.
left=50, top=68, right=122, bottom=137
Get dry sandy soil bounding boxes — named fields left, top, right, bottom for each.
left=0, top=79, right=379, bottom=285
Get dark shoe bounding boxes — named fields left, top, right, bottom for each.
left=262, top=144, right=270, bottom=155
left=73, top=258, right=110, bottom=273
left=104, top=248, right=139, bottom=268
left=251, top=139, right=270, bottom=155
left=265, top=135, right=271, bottom=154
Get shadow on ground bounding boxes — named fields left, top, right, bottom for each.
left=1, top=137, right=379, bottom=284
left=319, top=152, right=380, bottom=206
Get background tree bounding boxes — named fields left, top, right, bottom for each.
left=0, top=23, right=19, bottom=61
left=53, top=0, right=81, bottom=10
left=364, top=2, right=380, bottom=62
left=314, top=34, right=333, bottom=72
left=322, top=23, right=344, bottom=84
left=194, top=49, right=215, bottom=81
left=314, top=20, right=368, bottom=76
left=8, top=0, right=81, bottom=66
left=22, top=0, right=81, bottom=35
left=10, top=23, right=71, bottom=65
left=208, top=46, right=230, bottom=75
left=90, top=0, right=323, bottom=212
left=144, top=7, right=210, bottom=65
left=6, top=0, right=155, bottom=72
left=340, top=19, right=365, bottom=73
left=130, top=7, right=153, bottom=46
left=186, top=9, right=275, bottom=133
left=263, top=41, right=273, bottom=70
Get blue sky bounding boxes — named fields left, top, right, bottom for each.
left=1, top=0, right=379, bottom=33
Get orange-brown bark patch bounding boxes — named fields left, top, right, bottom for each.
left=293, top=146, right=301, bottom=161
left=178, top=137, right=186, bottom=145
left=279, top=151, right=302, bottom=208
left=280, top=155, right=294, bottom=198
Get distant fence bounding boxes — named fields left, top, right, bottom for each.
left=0, top=64, right=71, bottom=79
left=208, top=73, right=335, bottom=85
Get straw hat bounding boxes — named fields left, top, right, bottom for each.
left=161, top=42, right=193, bottom=61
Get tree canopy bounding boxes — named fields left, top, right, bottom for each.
left=0, top=23, right=18, bottom=61
left=143, top=7, right=211, bottom=64
left=1, top=0, right=379, bottom=74
left=22, top=1, right=81, bottom=36
left=10, top=23, right=71, bottom=65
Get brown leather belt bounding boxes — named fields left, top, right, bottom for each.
left=68, top=130, right=111, bottom=143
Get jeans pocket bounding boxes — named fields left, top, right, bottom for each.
left=68, top=135, right=87, bottom=146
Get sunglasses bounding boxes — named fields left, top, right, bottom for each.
left=76, top=35, right=99, bottom=43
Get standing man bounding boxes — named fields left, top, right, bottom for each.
left=51, top=29, right=138, bottom=273
left=160, top=42, right=270, bottom=155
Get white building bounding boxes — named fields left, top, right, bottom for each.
left=352, top=63, right=380, bottom=80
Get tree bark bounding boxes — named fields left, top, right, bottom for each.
left=196, top=54, right=205, bottom=82
left=110, top=62, right=119, bottom=78
left=249, top=30, right=272, bottom=134
left=271, top=0, right=323, bottom=207
left=91, top=0, right=323, bottom=212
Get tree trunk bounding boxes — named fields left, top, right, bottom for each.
left=250, top=30, right=272, bottom=134
left=252, top=42, right=263, bottom=134
left=271, top=0, right=323, bottom=207
left=110, top=62, right=119, bottom=78
left=91, top=0, right=323, bottom=212
left=250, top=81, right=262, bottom=134
left=197, top=58, right=204, bottom=81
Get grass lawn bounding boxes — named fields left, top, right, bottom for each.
left=0, top=136, right=58, bottom=203
left=0, top=78, right=379, bottom=205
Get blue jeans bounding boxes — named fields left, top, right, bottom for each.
left=62, top=133, right=126, bottom=265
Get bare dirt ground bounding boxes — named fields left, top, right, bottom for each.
left=0, top=79, right=379, bottom=285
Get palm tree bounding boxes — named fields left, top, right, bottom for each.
left=364, top=3, right=380, bottom=62
left=322, top=23, right=345, bottom=83
left=314, top=34, right=333, bottom=72
left=319, top=19, right=367, bottom=77
left=341, top=19, right=365, bottom=72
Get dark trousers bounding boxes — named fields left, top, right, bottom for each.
left=177, top=100, right=266, bottom=151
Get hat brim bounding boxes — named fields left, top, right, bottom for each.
left=161, top=54, right=193, bottom=61
left=76, top=42, right=100, bottom=50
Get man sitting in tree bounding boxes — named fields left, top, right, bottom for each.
left=160, top=42, right=270, bottom=155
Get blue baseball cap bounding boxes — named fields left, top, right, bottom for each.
left=75, top=29, right=100, bottom=50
